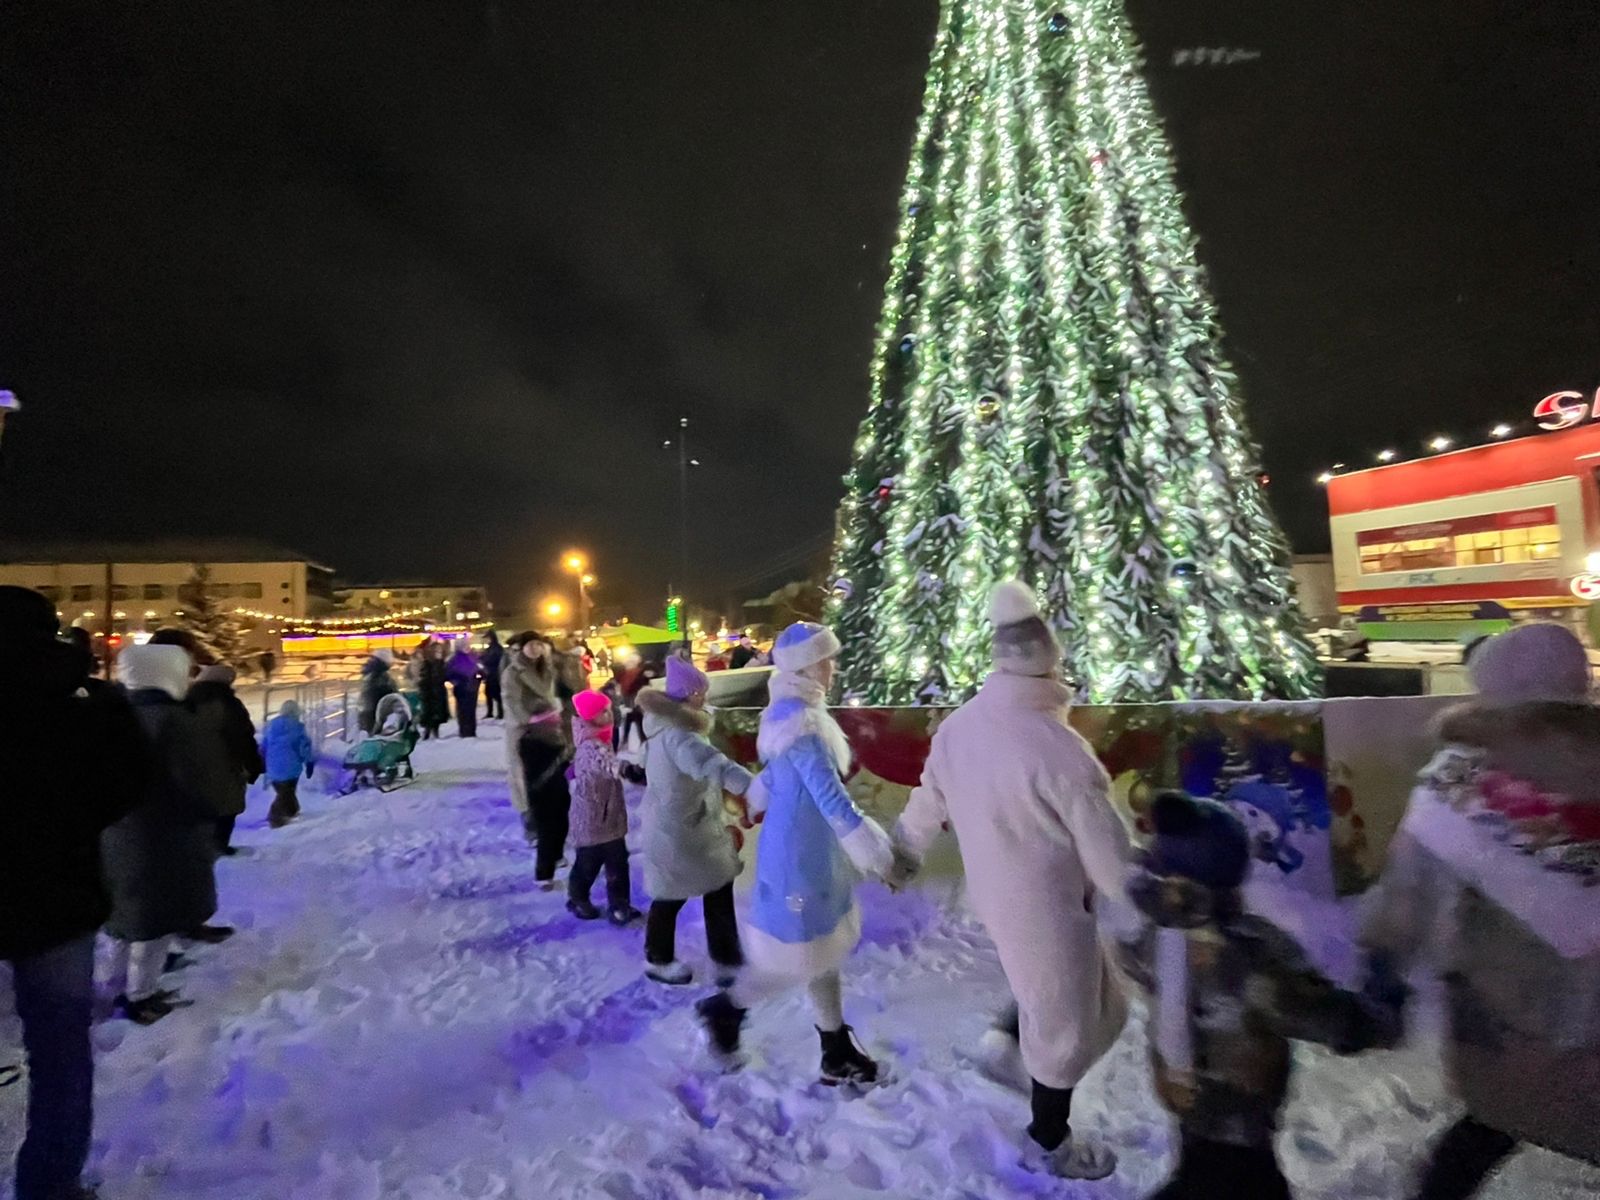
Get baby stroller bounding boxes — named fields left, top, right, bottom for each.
left=340, top=693, right=418, bottom=793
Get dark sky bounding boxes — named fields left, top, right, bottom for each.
left=3, top=2, right=1597, bottom=622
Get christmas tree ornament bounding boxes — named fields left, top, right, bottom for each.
left=828, top=0, right=1319, bottom=705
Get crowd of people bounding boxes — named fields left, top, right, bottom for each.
left=3, top=575, right=1597, bottom=1200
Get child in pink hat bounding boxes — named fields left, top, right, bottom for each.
left=567, top=691, right=639, bottom=925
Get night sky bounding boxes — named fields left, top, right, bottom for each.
left=3, top=2, right=1597, bottom=622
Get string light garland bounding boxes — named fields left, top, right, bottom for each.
left=233, top=605, right=437, bottom=626
left=829, top=0, right=1318, bottom=705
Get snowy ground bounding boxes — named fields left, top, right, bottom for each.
left=3, top=723, right=1597, bottom=1200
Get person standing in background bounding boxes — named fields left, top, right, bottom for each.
left=417, top=640, right=450, bottom=740
left=186, top=663, right=263, bottom=856
left=503, top=633, right=562, bottom=843
left=447, top=640, right=481, bottom=738
left=480, top=630, right=505, bottom=719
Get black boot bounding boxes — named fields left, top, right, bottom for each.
left=566, top=898, right=601, bottom=920
left=695, top=992, right=747, bottom=1063
left=115, top=992, right=179, bottom=1025
left=819, top=1025, right=881, bottom=1087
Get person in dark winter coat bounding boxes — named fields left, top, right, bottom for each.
left=503, top=633, right=563, bottom=839
left=103, top=644, right=242, bottom=1022
left=480, top=630, right=505, bottom=719
left=358, top=652, right=398, bottom=735
left=447, top=643, right=481, bottom=738
left=0, top=587, right=146, bottom=1200
left=519, top=700, right=572, bottom=887
left=187, top=663, right=264, bottom=854
left=417, top=641, right=450, bottom=740
left=259, top=649, right=277, bottom=682
left=567, top=691, right=639, bottom=924
left=1119, top=792, right=1398, bottom=1200
left=262, top=699, right=316, bottom=827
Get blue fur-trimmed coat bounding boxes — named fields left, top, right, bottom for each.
left=744, top=677, right=893, bottom=976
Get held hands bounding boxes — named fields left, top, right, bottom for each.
left=885, top=843, right=921, bottom=892
left=722, top=790, right=756, bottom=829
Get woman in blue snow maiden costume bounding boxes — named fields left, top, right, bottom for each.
left=695, top=621, right=896, bottom=1085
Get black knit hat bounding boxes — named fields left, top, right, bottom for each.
left=1149, top=790, right=1251, bottom=891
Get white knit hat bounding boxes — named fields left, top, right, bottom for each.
left=117, top=643, right=192, bottom=700
left=1470, top=622, right=1592, bottom=705
left=988, top=580, right=1063, bottom=677
left=772, top=621, right=842, bottom=673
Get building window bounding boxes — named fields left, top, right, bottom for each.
left=1360, top=523, right=1562, bottom=574
left=143, top=584, right=167, bottom=600
left=111, top=585, right=133, bottom=601
left=71, top=585, right=93, bottom=602
left=238, top=582, right=263, bottom=599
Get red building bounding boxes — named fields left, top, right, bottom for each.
left=1327, top=422, right=1600, bottom=642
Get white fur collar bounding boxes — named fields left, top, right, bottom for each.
left=759, top=671, right=851, bottom=775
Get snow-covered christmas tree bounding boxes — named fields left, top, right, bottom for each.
left=830, top=0, right=1319, bottom=704
left=179, top=563, right=243, bottom=666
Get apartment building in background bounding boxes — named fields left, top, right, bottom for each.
left=0, top=539, right=336, bottom=637
left=337, top=583, right=491, bottom=623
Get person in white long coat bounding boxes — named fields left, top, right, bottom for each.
left=893, top=580, right=1133, bottom=1180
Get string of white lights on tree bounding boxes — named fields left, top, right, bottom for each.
left=829, top=0, right=1319, bottom=704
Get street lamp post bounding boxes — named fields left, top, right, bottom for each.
left=662, top=417, right=701, bottom=637
left=562, top=551, right=592, bottom=633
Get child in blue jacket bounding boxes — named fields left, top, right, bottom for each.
left=262, top=699, right=316, bottom=827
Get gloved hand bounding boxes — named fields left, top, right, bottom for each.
left=885, top=844, right=920, bottom=891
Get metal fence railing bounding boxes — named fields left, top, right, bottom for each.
left=260, top=680, right=353, bottom=752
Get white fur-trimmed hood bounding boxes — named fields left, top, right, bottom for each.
left=758, top=671, right=851, bottom=775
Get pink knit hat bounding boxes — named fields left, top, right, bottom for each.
left=664, top=653, right=709, bottom=700
left=573, top=690, right=612, bottom=723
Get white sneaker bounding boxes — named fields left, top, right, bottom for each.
left=645, top=960, right=693, bottom=986
left=1026, top=1133, right=1117, bottom=1181
left=974, top=1027, right=1029, bottom=1094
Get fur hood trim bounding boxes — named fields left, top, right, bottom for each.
left=759, top=671, right=851, bottom=774
left=1436, top=699, right=1600, bottom=803
left=637, top=686, right=712, bottom=735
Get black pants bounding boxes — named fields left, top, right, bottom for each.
left=483, top=678, right=503, bottom=719
left=269, top=779, right=300, bottom=826
left=530, top=779, right=571, bottom=882
left=452, top=681, right=479, bottom=738
left=1412, top=1117, right=1518, bottom=1200
left=214, top=815, right=236, bottom=853
left=569, top=838, right=631, bottom=911
left=1153, top=1135, right=1290, bottom=1200
left=10, top=935, right=95, bottom=1200
left=645, top=881, right=742, bottom=967
left=1028, top=1081, right=1074, bottom=1151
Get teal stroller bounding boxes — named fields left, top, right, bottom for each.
left=340, top=693, right=418, bottom=793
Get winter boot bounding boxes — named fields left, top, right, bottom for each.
left=183, top=924, right=235, bottom=945
left=819, top=1025, right=881, bottom=1087
left=696, top=992, right=747, bottom=1064
left=115, top=992, right=178, bottom=1026
left=162, top=950, right=197, bottom=974
left=645, top=960, right=693, bottom=986
left=567, top=898, right=602, bottom=920
left=608, top=906, right=643, bottom=927
left=974, top=1026, right=1029, bottom=1094
left=1025, top=1133, right=1117, bottom=1181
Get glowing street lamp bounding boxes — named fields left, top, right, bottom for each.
left=543, top=598, right=567, bottom=623
left=562, top=551, right=593, bottom=630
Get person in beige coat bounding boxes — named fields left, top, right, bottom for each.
left=892, top=580, right=1133, bottom=1181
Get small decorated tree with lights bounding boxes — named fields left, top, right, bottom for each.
left=830, top=0, right=1319, bottom=704
left=179, top=563, right=244, bottom=666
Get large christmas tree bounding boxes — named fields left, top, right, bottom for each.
left=830, top=0, right=1320, bottom=705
